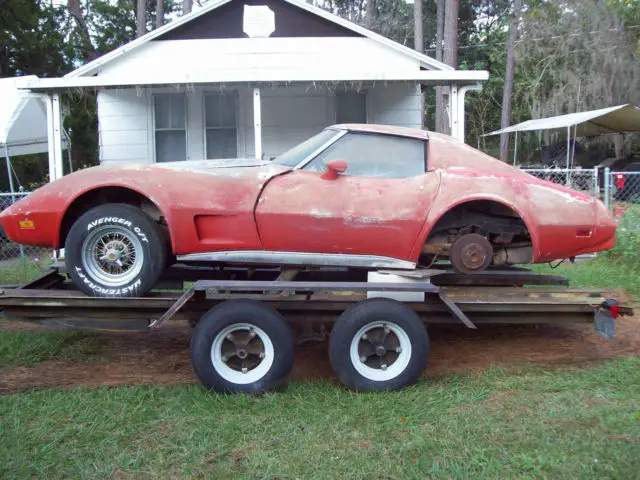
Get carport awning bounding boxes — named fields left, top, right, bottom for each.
left=484, top=104, right=640, bottom=137
left=0, top=76, right=51, bottom=156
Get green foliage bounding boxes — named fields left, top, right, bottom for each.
left=602, top=204, right=640, bottom=270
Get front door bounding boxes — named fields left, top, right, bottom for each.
left=255, top=132, right=440, bottom=261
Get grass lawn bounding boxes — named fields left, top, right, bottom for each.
left=0, top=260, right=47, bottom=285
left=1, top=359, right=639, bottom=479
left=532, top=257, right=640, bottom=299
left=0, top=330, right=100, bottom=368
left=1, top=241, right=639, bottom=478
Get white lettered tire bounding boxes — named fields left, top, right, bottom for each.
left=329, top=299, right=429, bottom=391
left=65, top=203, right=168, bottom=297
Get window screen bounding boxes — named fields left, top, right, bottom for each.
left=303, top=132, right=425, bottom=179
left=154, top=94, right=186, bottom=162
left=336, top=92, right=366, bottom=124
left=205, top=93, right=238, bottom=159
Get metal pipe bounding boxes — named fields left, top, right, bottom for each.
left=253, top=88, right=262, bottom=160
left=513, top=130, right=518, bottom=166
left=4, top=144, right=23, bottom=258
left=566, top=125, right=571, bottom=186
left=604, top=167, right=611, bottom=209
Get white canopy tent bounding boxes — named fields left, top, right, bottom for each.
left=484, top=104, right=640, bottom=168
left=0, top=76, right=69, bottom=197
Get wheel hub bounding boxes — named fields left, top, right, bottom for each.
left=211, top=323, right=275, bottom=385
left=357, top=323, right=400, bottom=370
left=81, top=225, right=144, bottom=287
left=461, top=243, right=487, bottom=270
left=450, top=233, right=494, bottom=275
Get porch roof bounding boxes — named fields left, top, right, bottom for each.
left=20, top=70, right=489, bottom=93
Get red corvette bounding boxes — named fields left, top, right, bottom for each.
left=0, top=124, right=616, bottom=297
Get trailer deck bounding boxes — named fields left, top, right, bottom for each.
left=0, top=265, right=629, bottom=329
left=0, top=264, right=631, bottom=393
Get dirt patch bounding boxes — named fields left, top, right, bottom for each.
left=1, top=310, right=639, bottom=394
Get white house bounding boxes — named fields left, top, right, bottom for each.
left=22, top=0, right=488, bottom=177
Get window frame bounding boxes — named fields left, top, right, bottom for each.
left=299, top=131, right=428, bottom=178
left=152, top=93, right=187, bottom=163
left=203, top=91, right=239, bottom=160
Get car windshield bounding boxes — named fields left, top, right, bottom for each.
left=273, top=129, right=341, bottom=167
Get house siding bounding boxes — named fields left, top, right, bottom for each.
left=95, top=38, right=419, bottom=82
left=97, top=89, right=150, bottom=164
left=97, top=83, right=422, bottom=165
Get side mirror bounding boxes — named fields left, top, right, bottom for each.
left=321, top=159, right=347, bottom=180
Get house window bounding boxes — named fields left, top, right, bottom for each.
left=154, top=94, right=186, bottom=162
left=205, top=93, right=238, bottom=159
left=336, top=92, right=367, bottom=124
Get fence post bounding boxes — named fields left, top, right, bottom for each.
left=593, top=167, right=599, bottom=197
left=604, top=167, right=611, bottom=210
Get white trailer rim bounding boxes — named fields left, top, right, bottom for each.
left=349, top=321, right=412, bottom=382
left=211, top=323, right=274, bottom=385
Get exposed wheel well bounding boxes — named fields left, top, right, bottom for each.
left=423, top=200, right=533, bottom=264
left=59, top=187, right=170, bottom=248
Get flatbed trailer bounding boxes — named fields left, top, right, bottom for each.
left=0, top=265, right=632, bottom=393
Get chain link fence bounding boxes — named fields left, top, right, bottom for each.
left=520, top=168, right=600, bottom=197
left=0, top=192, right=54, bottom=266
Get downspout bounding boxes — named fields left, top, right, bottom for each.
left=456, top=84, right=482, bottom=144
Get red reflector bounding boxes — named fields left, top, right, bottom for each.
left=576, top=229, right=592, bottom=237
left=609, top=305, right=620, bottom=318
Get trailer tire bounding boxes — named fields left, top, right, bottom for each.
left=190, top=300, right=294, bottom=394
left=65, top=203, right=167, bottom=297
left=329, top=298, right=429, bottom=392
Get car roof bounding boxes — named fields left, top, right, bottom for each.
left=331, top=123, right=429, bottom=140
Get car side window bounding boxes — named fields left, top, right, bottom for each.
left=302, top=132, right=425, bottom=179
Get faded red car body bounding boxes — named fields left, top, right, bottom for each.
left=0, top=125, right=616, bottom=266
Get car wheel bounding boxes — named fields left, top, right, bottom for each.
left=450, top=233, right=493, bottom=274
left=190, top=300, right=295, bottom=394
left=65, top=203, right=168, bottom=297
left=329, top=299, right=429, bottom=392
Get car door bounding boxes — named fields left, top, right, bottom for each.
left=255, top=131, right=440, bottom=262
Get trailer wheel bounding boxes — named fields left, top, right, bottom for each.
left=190, top=300, right=294, bottom=394
left=329, top=299, right=429, bottom=392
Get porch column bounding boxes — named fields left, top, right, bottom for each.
left=448, top=83, right=459, bottom=140
left=45, top=93, right=64, bottom=181
left=253, top=87, right=262, bottom=160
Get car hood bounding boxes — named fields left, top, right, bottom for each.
left=113, top=158, right=290, bottom=179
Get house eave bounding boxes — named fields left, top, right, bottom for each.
left=22, top=71, right=489, bottom=92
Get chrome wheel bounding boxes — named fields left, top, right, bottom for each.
left=81, top=225, right=144, bottom=287
left=211, top=323, right=274, bottom=385
left=349, top=321, right=412, bottom=382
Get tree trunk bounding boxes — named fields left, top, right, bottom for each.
left=500, top=0, right=522, bottom=162
left=68, top=0, right=97, bottom=61
left=434, top=0, right=445, bottom=132
left=183, top=0, right=193, bottom=15
left=156, top=0, right=164, bottom=28
left=136, top=0, right=147, bottom=37
left=365, top=0, right=375, bottom=29
left=441, top=0, right=459, bottom=135
left=413, top=0, right=424, bottom=128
